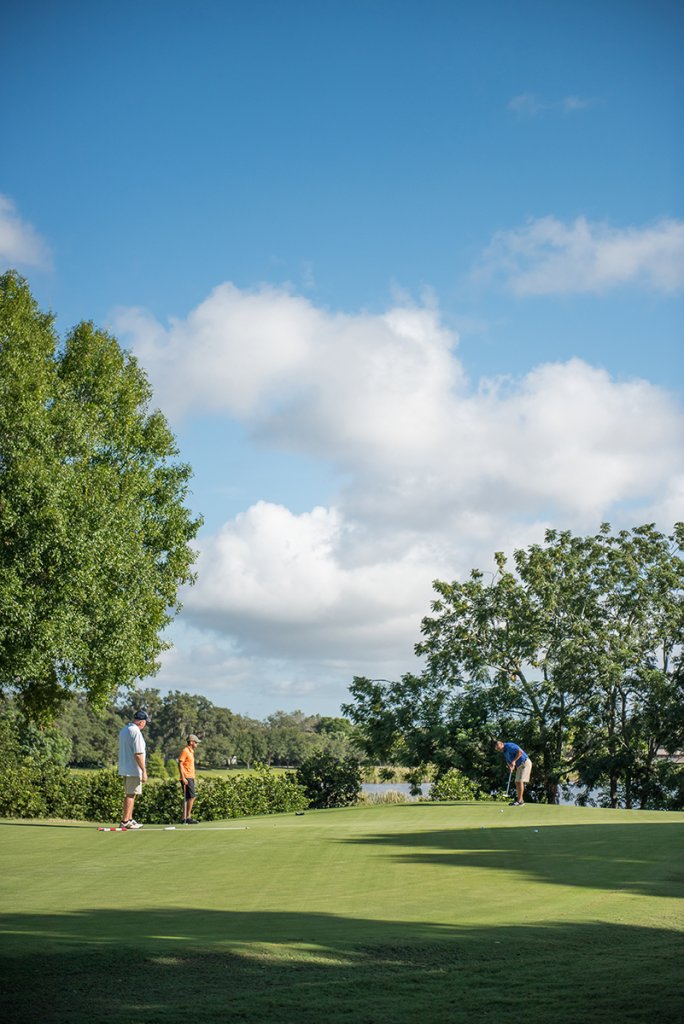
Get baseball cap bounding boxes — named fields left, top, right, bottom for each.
left=188, top=734, right=200, bottom=743
left=134, top=710, right=150, bottom=721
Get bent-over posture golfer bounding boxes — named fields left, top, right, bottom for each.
left=178, top=734, right=200, bottom=824
left=495, top=739, right=532, bottom=806
left=118, top=711, right=149, bottom=829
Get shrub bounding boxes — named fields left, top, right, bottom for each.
left=146, top=752, right=167, bottom=778
left=1, top=761, right=308, bottom=823
left=431, top=768, right=480, bottom=801
left=0, top=759, right=74, bottom=819
left=296, top=751, right=362, bottom=808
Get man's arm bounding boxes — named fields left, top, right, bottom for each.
left=135, top=751, right=147, bottom=782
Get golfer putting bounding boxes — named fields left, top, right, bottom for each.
left=495, top=739, right=532, bottom=806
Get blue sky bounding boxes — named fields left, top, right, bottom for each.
left=2, top=1, right=683, bottom=718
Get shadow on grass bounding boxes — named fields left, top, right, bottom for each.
left=0, top=820, right=93, bottom=829
left=0, top=908, right=682, bottom=1024
left=338, top=820, right=684, bottom=897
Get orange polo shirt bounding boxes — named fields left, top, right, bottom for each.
left=178, top=745, right=196, bottom=779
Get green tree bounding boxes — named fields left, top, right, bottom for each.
left=345, top=524, right=684, bottom=808
left=0, top=272, right=202, bottom=722
left=56, top=695, right=124, bottom=767
left=296, top=751, right=362, bottom=808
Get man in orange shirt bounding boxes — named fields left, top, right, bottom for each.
left=178, top=734, right=200, bottom=824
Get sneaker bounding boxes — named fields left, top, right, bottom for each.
left=510, top=801, right=524, bottom=807
left=124, top=819, right=143, bottom=829
left=186, top=818, right=199, bottom=824
left=181, top=818, right=188, bottom=824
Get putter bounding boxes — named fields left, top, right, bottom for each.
left=505, top=768, right=513, bottom=798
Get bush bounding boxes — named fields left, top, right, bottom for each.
left=431, top=768, right=480, bottom=801
left=0, top=760, right=72, bottom=818
left=296, top=751, right=362, bottom=808
left=0, top=762, right=308, bottom=823
left=146, top=752, right=168, bottom=778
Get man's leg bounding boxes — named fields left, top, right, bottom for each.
left=122, top=777, right=142, bottom=825
left=516, top=760, right=531, bottom=804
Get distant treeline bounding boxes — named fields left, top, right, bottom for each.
left=1, top=689, right=360, bottom=770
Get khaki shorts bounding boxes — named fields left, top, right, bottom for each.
left=123, top=775, right=143, bottom=796
left=515, top=759, right=532, bottom=784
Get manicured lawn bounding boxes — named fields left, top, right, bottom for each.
left=1, top=802, right=683, bottom=1023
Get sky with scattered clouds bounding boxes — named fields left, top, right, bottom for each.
left=2, top=1, right=683, bottom=717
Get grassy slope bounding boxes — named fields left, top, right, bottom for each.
left=1, top=802, right=683, bottom=1024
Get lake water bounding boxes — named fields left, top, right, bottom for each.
left=362, top=783, right=431, bottom=800
left=362, top=782, right=591, bottom=805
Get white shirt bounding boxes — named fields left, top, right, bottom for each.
left=118, top=723, right=146, bottom=776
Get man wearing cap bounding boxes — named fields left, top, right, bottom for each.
left=117, top=711, right=149, bottom=830
left=178, top=734, right=200, bottom=824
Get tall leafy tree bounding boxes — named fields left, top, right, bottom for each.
left=345, top=524, right=684, bottom=807
left=0, top=272, right=202, bottom=721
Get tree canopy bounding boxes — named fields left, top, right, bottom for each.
left=0, top=272, right=202, bottom=720
left=344, top=523, right=684, bottom=809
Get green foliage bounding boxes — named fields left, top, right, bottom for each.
left=0, top=761, right=308, bottom=823
left=431, top=768, right=480, bottom=801
left=296, top=751, right=362, bottom=808
left=345, top=524, right=684, bottom=809
left=47, top=687, right=360, bottom=771
left=146, top=751, right=167, bottom=778
left=0, top=272, right=202, bottom=722
left=56, top=696, right=122, bottom=767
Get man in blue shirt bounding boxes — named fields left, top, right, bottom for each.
left=495, top=739, right=532, bottom=806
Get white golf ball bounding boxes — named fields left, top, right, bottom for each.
left=500, top=809, right=504, bottom=813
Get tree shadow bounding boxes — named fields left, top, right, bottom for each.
left=338, top=819, right=684, bottom=898
left=0, top=908, right=682, bottom=1024
left=0, top=820, right=92, bottom=829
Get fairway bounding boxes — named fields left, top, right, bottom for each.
left=1, top=802, right=683, bottom=1023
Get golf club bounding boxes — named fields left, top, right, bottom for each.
left=505, top=767, right=513, bottom=798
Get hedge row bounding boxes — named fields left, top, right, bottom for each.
left=0, top=761, right=309, bottom=823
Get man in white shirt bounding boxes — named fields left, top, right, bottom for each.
left=118, top=710, right=149, bottom=829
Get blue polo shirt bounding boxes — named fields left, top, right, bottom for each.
left=503, top=742, right=528, bottom=766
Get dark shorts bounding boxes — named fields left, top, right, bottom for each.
left=182, top=778, right=196, bottom=799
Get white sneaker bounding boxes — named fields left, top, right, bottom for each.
left=121, top=819, right=143, bottom=830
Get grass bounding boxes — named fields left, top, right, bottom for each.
left=1, top=802, right=683, bottom=1023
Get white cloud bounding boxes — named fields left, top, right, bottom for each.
left=184, top=501, right=438, bottom=663
left=116, top=285, right=684, bottom=712
left=113, top=285, right=463, bottom=458
left=476, top=216, right=684, bottom=294
left=0, top=195, right=51, bottom=269
left=508, top=93, right=596, bottom=117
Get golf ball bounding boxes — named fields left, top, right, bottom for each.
left=500, top=809, right=504, bottom=813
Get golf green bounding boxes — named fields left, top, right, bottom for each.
left=1, top=802, right=683, bottom=1023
